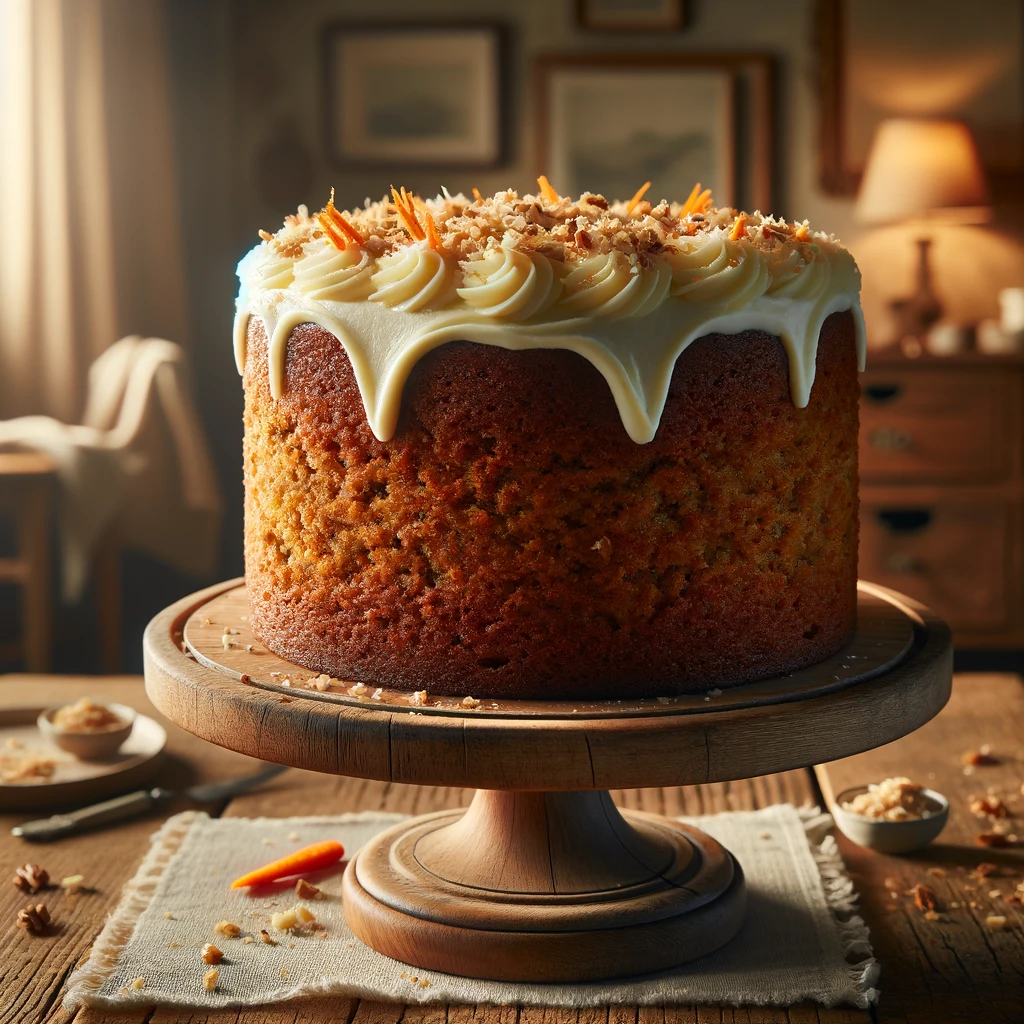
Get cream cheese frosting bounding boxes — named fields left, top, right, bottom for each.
left=234, top=184, right=865, bottom=444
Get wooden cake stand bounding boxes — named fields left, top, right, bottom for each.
left=144, top=579, right=951, bottom=983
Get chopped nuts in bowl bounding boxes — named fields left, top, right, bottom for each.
left=37, top=699, right=135, bottom=760
left=832, top=778, right=948, bottom=854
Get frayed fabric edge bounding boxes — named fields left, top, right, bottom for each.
left=61, top=805, right=878, bottom=1011
left=800, top=806, right=880, bottom=1008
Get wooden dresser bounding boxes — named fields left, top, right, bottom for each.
left=858, top=351, right=1024, bottom=647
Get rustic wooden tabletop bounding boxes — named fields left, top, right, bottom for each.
left=1, top=672, right=1021, bottom=1024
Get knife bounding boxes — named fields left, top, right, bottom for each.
left=11, top=763, right=288, bottom=841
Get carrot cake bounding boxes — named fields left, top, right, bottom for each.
left=234, top=181, right=864, bottom=699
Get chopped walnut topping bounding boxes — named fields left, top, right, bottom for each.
left=201, top=943, right=223, bottom=964
left=61, top=875, right=86, bottom=894
left=203, top=968, right=219, bottom=991
left=295, top=879, right=322, bottom=900
left=841, top=777, right=933, bottom=821
left=252, top=186, right=836, bottom=272
left=912, top=884, right=940, bottom=912
left=408, top=690, right=428, bottom=706
left=461, top=696, right=481, bottom=709
left=985, top=915, right=1008, bottom=930
left=976, top=833, right=1012, bottom=848
left=271, top=908, right=298, bottom=931
left=214, top=920, right=241, bottom=938
left=15, top=902, right=50, bottom=934
left=129, top=977, right=145, bottom=991
left=52, top=698, right=124, bottom=732
left=259, top=928, right=276, bottom=945
left=970, top=796, right=1008, bottom=818
left=12, top=864, right=49, bottom=893
left=963, top=748, right=1000, bottom=766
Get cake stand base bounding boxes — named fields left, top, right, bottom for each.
left=144, top=579, right=952, bottom=985
left=341, top=788, right=745, bottom=981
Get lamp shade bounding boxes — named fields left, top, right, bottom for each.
left=855, top=118, right=990, bottom=225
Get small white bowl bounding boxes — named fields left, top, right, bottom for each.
left=38, top=702, right=136, bottom=761
left=832, top=786, right=949, bottom=855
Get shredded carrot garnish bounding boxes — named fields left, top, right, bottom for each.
left=794, top=222, right=809, bottom=240
left=391, top=185, right=426, bottom=241
left=694, top=189, right=713, bottom=214
left=317, top=216, right=348, bottom=250
left=626, top=181, right=652, bottom=214
left=537, top=175, right=559, bottom=204
left=230, top=840, right=345, bottom=889
left=678, top=183, right=702, bottom=217
left=424, top=213, right=442, bottom=252
left=729, top=213, right=748, bottom=241
left=335, top=213, right=364, bottom=246
left=472, top=187, right=484, bottom=203
left=315, top=188, right=361, bottom=251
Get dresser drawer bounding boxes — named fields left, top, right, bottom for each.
left=860, top=370, right=1015, bottom=483
left=859, top=501, right=1014, bottom=633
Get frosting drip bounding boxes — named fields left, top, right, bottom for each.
left=234, top=188, right=865, bottom=445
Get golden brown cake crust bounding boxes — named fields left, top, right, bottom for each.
left=243, top=313, right=859, bottom=698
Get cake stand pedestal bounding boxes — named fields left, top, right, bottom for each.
left=144, top=580, right=951, bottom=983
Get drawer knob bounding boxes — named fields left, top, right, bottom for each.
left=868, top=427, right=913, bottom=451
left=877, top=509, right=932, bottom=532
left=864, top=383, right=903, bottom=403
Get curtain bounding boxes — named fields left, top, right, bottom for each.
left=0, top=0, right=188, bottom=421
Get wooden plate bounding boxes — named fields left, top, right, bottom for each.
left=144, top=579, right=952, bottom=791
left=0, top=708, right=166, bottom=811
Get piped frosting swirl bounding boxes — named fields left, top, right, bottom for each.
left=234, top=185, right=865, bottom=444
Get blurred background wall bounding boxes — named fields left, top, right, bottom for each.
left=2, top=0, right=1022, bottom=671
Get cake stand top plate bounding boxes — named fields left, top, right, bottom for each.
left=143, top=580, right=951, bottom=791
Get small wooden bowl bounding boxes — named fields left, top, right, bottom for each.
left=37, top=702, right=136, bottom=761
left=832, top=786, right=949, bottom=854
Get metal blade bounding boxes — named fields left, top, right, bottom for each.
left=184, top=763, right=287, bottom=804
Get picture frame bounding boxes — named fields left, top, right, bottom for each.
left=817, top=0, right=1024, bottom=196
left=575, top=0, right=688, bottom=32
left=533, top=53, right=775, bottom=214
left=323, top=24, right=506, bottom=168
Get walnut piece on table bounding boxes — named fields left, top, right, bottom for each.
left=15, top=903, right=50, bottom=934
left=12, top=863, right=49, bottom=893
left=203, top=967, right=219, bottom=991
left=912, top=883, right=941, bottom=912
left=201, top=943, right=223, bottom=965
left=295, top=878, right=322, bottom=900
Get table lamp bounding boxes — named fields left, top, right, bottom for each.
left=855, top=118, right=990, bottom=352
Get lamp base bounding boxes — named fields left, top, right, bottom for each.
left=890, top=236, right=942, bottom=353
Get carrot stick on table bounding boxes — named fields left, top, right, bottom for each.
left=230, top=840, right=345, bottom=889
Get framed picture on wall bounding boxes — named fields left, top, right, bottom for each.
left=324, top=24, right=505, bottom=167
left=818, top=0, right=1024, bottom=195
left=534, top=54, right=775, bottom=213
left=576, top=0, right=688, bottom=32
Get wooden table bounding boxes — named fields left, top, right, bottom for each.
left=1, top=673, right=1021, bottom=1023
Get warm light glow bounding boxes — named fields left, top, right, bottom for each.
left=855, top=118, right=990, bottom=225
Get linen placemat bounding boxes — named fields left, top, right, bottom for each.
left=64, top=804, right=879, bottom=1011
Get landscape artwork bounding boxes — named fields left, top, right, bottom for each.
left=541, top=67, right=734, bottom=205
left=326, top=27, right=501, bottom=166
